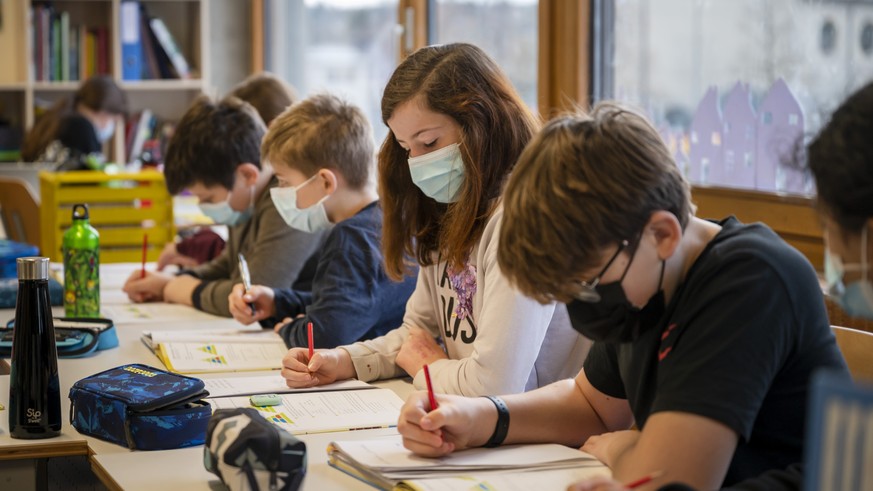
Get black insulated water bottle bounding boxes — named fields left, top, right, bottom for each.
left=9, top=257, right=61, bottom=439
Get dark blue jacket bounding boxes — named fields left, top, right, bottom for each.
left=264, top=201, right=417, bottom=348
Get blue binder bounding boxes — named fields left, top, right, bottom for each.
left=120, top=1, right=143, bottom=81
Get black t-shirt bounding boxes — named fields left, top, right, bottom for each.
left=56, top=113, right=101, bottom=156
left=583, top=217, right=849, bottom=487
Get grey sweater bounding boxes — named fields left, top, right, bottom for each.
left=188, top=177, right=326, bottom=317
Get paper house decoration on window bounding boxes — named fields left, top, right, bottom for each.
left=688, top=87, right=722, bottom=185
left=756, top=78, right=805, bottom=193
left=722, top=82, right=757, bottom=189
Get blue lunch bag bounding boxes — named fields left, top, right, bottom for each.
left=69, top=363, right=211, bottom=450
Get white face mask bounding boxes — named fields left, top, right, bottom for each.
left=198, top=185, right=255, bottom=226
left=825, top=226, right=873, bottom=319
left=97, top=120, right=115, bottom=143
left=269, top=174, right=331, bottom=233
left=407, top=143, right=465, bottom=203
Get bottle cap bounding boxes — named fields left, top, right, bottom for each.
left=72, top=204, right=90, bottom=221
left=17, top=257, right=50, bottom=280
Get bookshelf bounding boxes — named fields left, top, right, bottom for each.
left=0, top=0, right=211, bottom=163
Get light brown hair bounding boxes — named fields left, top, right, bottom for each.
left=261, top=93, right=374, bottom=189
left=499, top=103, right=693, bottom=303
left=21, top=75, right=127, bottom=161
left=379, top=43, right=539, bottom=280
left=229, top=72, right=296, bottom=126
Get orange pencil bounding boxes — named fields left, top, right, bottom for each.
left=307, top=322, right=314, bottom=360
left=423, top=364, right=438, bottom=410
left=140, top=234, right=148, bottom=278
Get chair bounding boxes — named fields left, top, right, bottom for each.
left=0, top=177, right=40, bottom=247
left=804, top=369, right=873, bottom=491
left=832, top=325, right=873, bottom=383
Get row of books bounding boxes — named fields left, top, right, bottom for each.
left=30, top=2, right=191, bottom=83
left=32, top=5, right=109, bottom=82
left=124, top=109, right=176, bottom=165
left=121, top=1, right=191, bottom=81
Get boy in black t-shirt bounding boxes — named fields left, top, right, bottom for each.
left=393, top=103, right=849, bottom=490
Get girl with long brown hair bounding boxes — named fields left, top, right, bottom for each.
left=22, top=75, right=126, bottom=168
left=280, top=43, right=588, bottom=396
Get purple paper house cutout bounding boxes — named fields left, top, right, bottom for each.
left=688, top=87, right=723, bottom=185
left=756, top=78, right=805, bottom=193
left=722, top=82, right=757, bottom=189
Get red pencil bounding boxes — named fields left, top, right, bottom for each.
left=307, top=321, right=314, bottom=360
left=140, top=234, right=148, bottom=278
left=423, top=364, right=438, bottom=410
left=624, top=470, right=663, bottom=489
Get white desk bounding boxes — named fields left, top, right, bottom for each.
left=0, top=292, right=418, bottom=491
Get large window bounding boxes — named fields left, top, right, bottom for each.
left=264, top=0, right=399, bottom=142
left=429, top=0, right=539, bottom=111
left=610, top=0, right=873, bottom=193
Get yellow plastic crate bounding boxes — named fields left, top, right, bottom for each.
left=39, top=170, right=175, bottom=263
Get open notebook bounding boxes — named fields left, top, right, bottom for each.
left=210, top=388, right=404, bottom=435
left=327, top=434, right=607, bottom=491
left=142, top=327, right=286, bottom=374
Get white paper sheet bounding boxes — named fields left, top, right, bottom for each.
left=210, top=388, right=404, bottom=434
left=203, top=375, right=373, bottom=398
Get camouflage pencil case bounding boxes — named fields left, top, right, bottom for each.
left=69, top=363, right=211, bottom=450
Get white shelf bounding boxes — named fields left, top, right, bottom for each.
left=31, top=81, right=83, bottom=91
left=119, top=79, right=205, bottom=91
left=0, top=83, right=28, bottom=91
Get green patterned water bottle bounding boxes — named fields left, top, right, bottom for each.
left=63, top=204, right=100, bottom=317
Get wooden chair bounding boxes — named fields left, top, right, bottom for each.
left=0, top=177, right=40, bottom=247
left=832, top=325, right=873, bottom=383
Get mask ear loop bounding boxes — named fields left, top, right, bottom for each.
left=656, top=259, right=666, bottom=291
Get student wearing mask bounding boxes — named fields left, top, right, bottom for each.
left=21, top=75, right=126, bottom=169
left=395, top=103, right=849, bottom=490
left=156, top=71, right=298, bottom=272
left=227, top=94, right=417, bottom=348
left=279, top=43, right=589, bottom=396
left=122, top=95, right=324, bottom=317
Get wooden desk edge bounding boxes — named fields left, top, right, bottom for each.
left=90, top=452, right=124, bottom=491
left=0, top=439, right=89, bottom=460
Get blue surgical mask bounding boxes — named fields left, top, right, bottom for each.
left=825, top=226, right=873, bottom=319
left=269, top=174, right=331, bottom=233
left=97, top=120, right=115, bottom=143
left=408, top=143, right=465, bottom=203
left=199, top=185, right=254, bottom=227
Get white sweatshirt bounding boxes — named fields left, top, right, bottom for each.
left=340, top=206, right=590, bottom=396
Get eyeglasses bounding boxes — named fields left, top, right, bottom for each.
left=573, top=240, right=629, bottom=303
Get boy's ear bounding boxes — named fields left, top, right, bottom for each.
left=647, top=211, right=682, bottom=260
left=236, top=163, right=260, bottom=186
left=318, top=168, right=339, bottom=195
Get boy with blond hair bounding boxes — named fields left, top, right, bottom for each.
left=228, top=94, right=417, bottom=348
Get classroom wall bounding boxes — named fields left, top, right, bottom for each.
left=210, top=0, right=252, bottom=95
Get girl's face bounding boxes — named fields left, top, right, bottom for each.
left=387, top=96, right=462, bottom=159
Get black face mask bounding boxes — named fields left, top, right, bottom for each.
left=567, top=258, right=666, bottom=344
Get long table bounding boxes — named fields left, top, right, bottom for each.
left=1, top=263, right=607, bottom=490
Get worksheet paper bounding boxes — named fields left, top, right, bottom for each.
left=203, top=375, right=373, bottom=398
left=101, top=303, right=224, bottom=324
left=156, top=340, right=286, bottom=373
left=210, top=388, right=404, bottom=434
left=141, top=328, right=277, bottom=352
